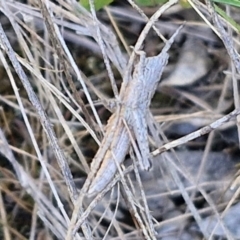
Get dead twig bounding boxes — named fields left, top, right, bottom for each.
left=152, top=107, right=240, bottom=155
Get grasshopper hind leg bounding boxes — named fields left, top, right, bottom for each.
left=131, top=108, right=151, bottom=170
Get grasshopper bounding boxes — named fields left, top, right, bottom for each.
left=84, top=30, right=179, bottom=196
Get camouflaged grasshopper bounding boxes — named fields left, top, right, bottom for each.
left=84, top=30, right=179, bottom=196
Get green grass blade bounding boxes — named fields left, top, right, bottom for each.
left=212, top=0, right=240, bottom=8
left=80, top=0, right=114, bottom=11
left=214, top=3, right=240, bottom=32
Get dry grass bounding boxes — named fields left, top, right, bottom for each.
left=0, top=0, right=240, bottom=239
